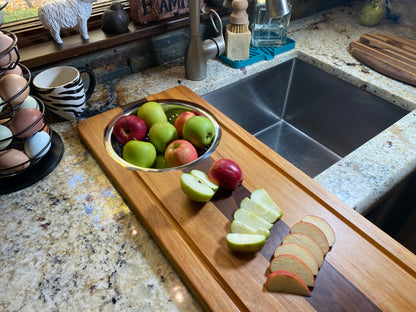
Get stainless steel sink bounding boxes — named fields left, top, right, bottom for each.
left=203, top=59, right=408, bottom=177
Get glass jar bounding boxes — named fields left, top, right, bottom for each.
left=251, top=0, right=291, bottom=47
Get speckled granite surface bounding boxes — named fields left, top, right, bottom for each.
left=1, top=1, right=416, bottom=311
left=1, top=121, right=204, bottom=311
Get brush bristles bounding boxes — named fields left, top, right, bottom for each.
left=229, top=24, right=249, bottom=33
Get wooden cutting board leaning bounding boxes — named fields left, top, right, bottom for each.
left=349, top=33, right=416, bottom=86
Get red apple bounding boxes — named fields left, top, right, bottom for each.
left=174, top=111, right=196, bottom=137
left=191, top=110, right=205, bottom=117
left=113, top=115, right=147, bottom=145
left=165, top=139, right=198, bottom=167
left=208, top=158, right=243, bottom=190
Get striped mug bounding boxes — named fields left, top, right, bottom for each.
left=33, top=66, right=96, bottom=120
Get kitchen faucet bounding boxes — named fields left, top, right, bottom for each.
left=185, top=0, right=225, bottom=80
left=265, top=0, right=290, bottom=17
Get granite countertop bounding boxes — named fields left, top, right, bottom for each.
left=1, top=1, right=415, bottom=311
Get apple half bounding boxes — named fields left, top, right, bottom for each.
left=180, top=170, right=219, bottom=202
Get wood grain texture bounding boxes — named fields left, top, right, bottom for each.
left=350, top=33, right=416, bottom=86
left=77, top=86, right=416, bottom=311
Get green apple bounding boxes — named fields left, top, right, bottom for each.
left=180, top=170, right=218, bottom=202
left=182, top=116, right=215, bottom=147
left=137, top=101, right=167, bottom=128
left=154, top=154, right=168, bottom=169
left=148, top=121, right=178, bottom=154
left=122, top=140, right=157, bottom=168
left=230, top=220, right=270, bottom=238
left=251, top=188, right=283, bottom=219
left=226, top=233, right=266, bottom=253
left=233, top=208, right=273, bottom=230
left=240, top=197, right=280, bottom=224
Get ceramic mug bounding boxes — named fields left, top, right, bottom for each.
left=33, top=66, right=96, bottom=120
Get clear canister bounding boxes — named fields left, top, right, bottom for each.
left=251, top=0, right=291, bottom=47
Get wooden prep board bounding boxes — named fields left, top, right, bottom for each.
left=350, top=33, right=416, bottom=86
left=77, top=86, right=416, bottom=311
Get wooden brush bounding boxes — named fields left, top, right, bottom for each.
left=229, top=0, right=249, bottom=33
left=225, top=0, right=251, bottom=61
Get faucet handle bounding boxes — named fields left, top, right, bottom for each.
left=207, top=9, right=225, bottom=56
left=209, top=9, right=223, bottom=35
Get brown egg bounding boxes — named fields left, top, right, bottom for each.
left=0, top=64, right=23, bottom=77
left=0, top=148, right=30, bottom=173
left=0, top=33, right=18, bottom=68
left=10, top=108, right=44, bottom=138
left=0, top=74, right=29, bottom=106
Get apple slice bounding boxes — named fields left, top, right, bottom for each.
left=274, top=243, right=319, bottom=275
left=250, top=188, right=283, bottom=219
left=226, top=233, right=266, bottom=253
left=240, top=197, right=280, bottom=224
left=233, top=208, right=273, bottom=231
left=266, top=270, right=311, bottom=296
left=180, top=172, right=217, bottom=202
left=230, top=220, right=270, bottom=238
left=301, top=215, right=335, bottom=247
left=189, top=169, right=219, bottom=191
left=282, top=233, right=324, bottom=268
left=270, top=254, right=315, bottom=287
left=290, top=221, right=329, bottom=255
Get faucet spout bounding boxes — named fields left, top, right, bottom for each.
left=265, top=0, right=290, bottom=18
left=185, top=1, right=225, bottom=81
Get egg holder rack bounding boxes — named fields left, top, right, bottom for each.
left=0, top=30, right=64, bottom=194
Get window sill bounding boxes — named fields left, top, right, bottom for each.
left=6, top=6, right=230, bottom=70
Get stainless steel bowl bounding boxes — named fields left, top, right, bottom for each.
left=104, top=100, right=221, bottom=172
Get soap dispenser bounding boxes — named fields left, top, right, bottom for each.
left=251, top=0, right=291, bottom=47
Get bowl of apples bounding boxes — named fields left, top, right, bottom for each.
left=105, top=100, right=221, bottom=172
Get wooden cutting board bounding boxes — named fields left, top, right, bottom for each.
left=349, top=33, right=416, bottom=86
left=77, top=86, right=416, bottom=311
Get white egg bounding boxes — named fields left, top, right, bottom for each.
left=0, top=124, right=12, bottom=149
left=18, top=95, right=39, bottom=110
left=24, top=131, right=51, bottom=158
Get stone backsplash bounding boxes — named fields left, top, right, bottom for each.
left=38, top=0, right=353, bottom=83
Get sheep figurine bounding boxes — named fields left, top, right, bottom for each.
left=38, top=0, right=98, bottom=45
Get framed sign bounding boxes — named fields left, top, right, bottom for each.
left=130, top=0, right=205, bottom=24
